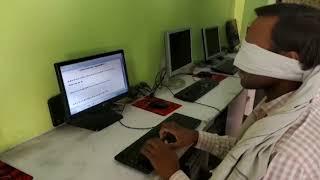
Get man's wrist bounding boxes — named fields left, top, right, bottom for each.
left=192, top=131, right=199, bottom=146
left=169, top=170, right=189, bottom=180
left=166, top=167, right=180, bottom=180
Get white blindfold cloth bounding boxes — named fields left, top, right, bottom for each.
left=234, top=40, right=305, bottom=82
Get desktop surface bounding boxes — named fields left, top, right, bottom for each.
left=0, top=75, right=243, bottom=180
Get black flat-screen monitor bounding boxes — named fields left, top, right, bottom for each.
left=226, top=19, right=240, bottom=51
left=202, top=26, right=221, bottom=61
left=54, top=50, right=129, bottom=119
left=165, top=29, right=192, bottom=77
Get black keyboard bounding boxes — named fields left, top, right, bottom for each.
left=174, top=79, right=219, bottom=102
left=114, top=113, right=201, bottom=174
left=211, top=59, right=238, bottom=75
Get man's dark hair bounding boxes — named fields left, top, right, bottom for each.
left=255, top=3, right=320, bottom=70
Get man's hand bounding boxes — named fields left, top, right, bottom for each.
left=160, top=122, right=199, bottom=149
left=141, top=138, right=179, bottom=180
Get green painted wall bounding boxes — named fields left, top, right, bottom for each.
left=240, top=0, right=269, bottom=39
left=234, top=0, right=246, bottom=34
left=0, top=0, right=235, bottom=153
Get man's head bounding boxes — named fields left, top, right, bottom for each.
left=239, top=3, right=320, bottom=89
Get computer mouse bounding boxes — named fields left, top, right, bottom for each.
left=162, top=133, right=177, bottom=143
left=149, top=101, right=169, bottom=109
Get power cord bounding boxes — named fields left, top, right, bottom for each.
left=118, top=104, right=155, bottom=130
left=163, top=85, right=175, bottom=96
left=150, top=68, right=167, bottom=97
left=193, top=102, right=222, bottom=113
left=163, top=85, right=222, bottom=113
left=171, top=72, right=194, bottom=78
left=118, top=68, right=167, bottom=129
left=150, top=69, right=195, bottom=97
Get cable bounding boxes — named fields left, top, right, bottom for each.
left=225, top=74, right=240, bottom=79
left=150, top=68, right=167, bottom=97
left=193, top=102, right=222, bottom=113
left=151, top=70, right=194, bottom=97
left=192, top=75, right=198, bottom=82
left=118, top=104, right=155, bottom=130
left=163, top=85, right=175, bottom=96
left=119, top=121, right=154, bottom=130
left=164, top=85, right=222, bottom=113
left=171, top=72, right=194, bottom=78
left=211, top=72, right=240, bottom=79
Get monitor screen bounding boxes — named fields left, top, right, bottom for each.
left=205, top=27, right=221, bottom=58
left=168, top=29, right=192, bottom=72
left=57, top=52, right=129, bottom=116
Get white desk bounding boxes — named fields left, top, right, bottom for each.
left=0, top=75, right=242, bottom=180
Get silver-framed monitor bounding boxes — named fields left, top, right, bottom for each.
left=165, top=28, right=193, bottom=77
left=202, top=26, right=223, bottom=61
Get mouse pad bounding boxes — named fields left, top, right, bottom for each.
left=132, top=96, right=182, bottom=116
left=0, top=161, right=33, bottom=180
left=211, top=74, right=227, bottom=82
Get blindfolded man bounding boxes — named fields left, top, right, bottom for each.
left=141, top=3, right=320, bottom=180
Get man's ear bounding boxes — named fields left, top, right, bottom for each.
left=283, top=51, right=300, bottom=61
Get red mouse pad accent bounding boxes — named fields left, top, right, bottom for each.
left=211, top=74, right=227, bottom=82
left=132, top=96, right=182, bottom=116
left=0, top=161, right=33, bottom=180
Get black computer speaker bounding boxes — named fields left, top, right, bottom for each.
left=48, top=94, right=66, bottom=127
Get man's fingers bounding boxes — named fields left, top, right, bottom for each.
left=141, top=140, right=160, bottom=156
left=166, top=142, right=181, bottom=149
left=160, top=129, right=173, bottom=139
left=159, top=125, right=178, bottom=139
left=145, top=140, right=158, bottom=152
left=146, top=138, right=164, bottom=149
left=161, top=122, right=179, bottom=130
left=141, top=146, right=153, bottom=160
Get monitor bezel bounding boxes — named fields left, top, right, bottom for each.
left=54, top=50, right=130, bottom=120
left=202, top=26, right=223, bottom=61
left=165, top=28, right=193, bottom=77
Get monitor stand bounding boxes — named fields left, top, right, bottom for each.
left=164, top=76, right=186, bottom=90
left=67, top=107, right=123, bottom=131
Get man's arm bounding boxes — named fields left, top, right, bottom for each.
left=141, top=122, right=237, bottom=180
left=195, top=131, right=237, bottom=159
left=169, top=132, right=237, bottom=180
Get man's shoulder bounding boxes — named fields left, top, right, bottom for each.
left=278, top=105, right=320, bottom=167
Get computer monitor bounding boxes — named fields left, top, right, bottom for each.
left=226, top=19, right=240, bottom=52
left=202, top=26, right=222, bottom=61
left=165, top=28, right=193, bottom=77
left=54, top=50, right=129, bottom=129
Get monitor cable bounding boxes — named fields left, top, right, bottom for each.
left=149, top=68, right=167, bottom=97
left=117, top=103, right=155, bottom=130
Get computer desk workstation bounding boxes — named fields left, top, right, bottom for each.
left=0, top=73, right=243, bottom=180
left=0, top=24, right=246, bottom=179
